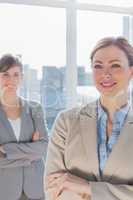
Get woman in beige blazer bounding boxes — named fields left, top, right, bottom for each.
left=45, top=37, right=133, bottom=200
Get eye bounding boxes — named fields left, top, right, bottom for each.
left=14, top=72, right=20, bottom=77
left=93, top=64, right=103, bottom=69
left=111, top=64, right=121, bottom=68
left=3, top=73, right=9, bottom=77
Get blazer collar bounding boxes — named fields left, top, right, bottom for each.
left=79, top=100, right=133, bottom=181
left=0, top=97, right=31, bottom=142
left=80, top=100, right=97, bottom=118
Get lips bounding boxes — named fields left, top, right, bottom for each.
left=4, top=85, right=17, bottom=91
left=100, top=81, right=117, bottom=88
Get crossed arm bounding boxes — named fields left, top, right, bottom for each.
left=0, top=131, right=48, bottom=168
left=44, top=112, right=91, bottom=200
left=0, top=103, right=48, bottom=168
left=44, top=111, right=133, bottom=200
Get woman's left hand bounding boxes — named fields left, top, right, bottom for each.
left=0, top=145, right=5, bottom=158
left=46, top=172, right=91, bottom=199
left=32, top=131, right=40, bottom=141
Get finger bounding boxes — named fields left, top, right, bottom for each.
left=32, top=131, right=40, bottom=140
left=46, top=187, right=58, bottom=200
left=46, top=173, right=67, bottom=191
left=46, top=172, right=68, bottom=190
left=32, top=131, right=39, bottom=136
left=46, top=174, right=60, bottom=183
left=54, top=177, right=67, bottom=198
left=47, top=172, right=66, bottom=180
left=35, top=131, right=40, bottom=136
left=45, top=176, right=60, bottom=189
left=34, top=132, right=40, bottom=137
left=46, top=175, right=63, bottom=189
left=32, top=136, right=38, bottom=141
left=54, top=185, right=64, bottom=198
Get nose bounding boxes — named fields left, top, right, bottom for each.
left=6, top=76, right=16, bottom=84
left=102, top=68, right=112, bottom=78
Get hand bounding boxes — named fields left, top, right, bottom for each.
left=46, top=172, right=91, bottom=199
left=0, top=145, right=5, bottom=158
left=32, top=131, right=40, bottom=141
left=0, top=151, right=5, bottom=158
left=0, top=145, right=5, bottom=153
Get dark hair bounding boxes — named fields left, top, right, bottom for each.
left=90, top=37, right=133, bottom=67
left=0, top=54, right=23, bottom=72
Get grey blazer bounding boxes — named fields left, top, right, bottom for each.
left=45, top=100, right=133, bottom=200
left=0, top=98, right=48, bottom=200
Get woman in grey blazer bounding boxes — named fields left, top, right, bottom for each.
left=0, top=54, right=48, bottom=200
left=45, top=37, right=133, bottom=200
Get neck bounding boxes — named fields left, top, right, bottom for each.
left=0, top=94, right=20, bottom=108
left=100, top=92, right=128, bottom=121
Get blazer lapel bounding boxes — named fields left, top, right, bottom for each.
left=103, top=108, right=133, bottom=181
left=0, top=105, right=17, bottom=141
left=79, top=101, right=100, bottom=179
left=19, top=107, right=26, bottom=141
left=19, top=99, right=31, bottom=141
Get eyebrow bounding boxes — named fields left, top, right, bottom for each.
left=93, top=59, right=121, bottom=64
left=109, top=59, right=121, bottom=63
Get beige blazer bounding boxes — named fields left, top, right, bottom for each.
left=45, top=100, right=133, bottom=200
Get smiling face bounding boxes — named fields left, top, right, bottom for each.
left=92, top=45, right=133, bottom=98
left=0, top=65, right=23, bottom=96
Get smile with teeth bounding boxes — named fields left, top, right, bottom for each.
left=100, top=81, right=117, bottom=88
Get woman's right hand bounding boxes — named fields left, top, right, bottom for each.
left=46, top=172, right=91, bottom=200
left=32, top=131, right=40, bottom=141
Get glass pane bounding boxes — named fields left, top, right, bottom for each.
left=77, top=10, right=125, bottom=105
left=0, top=4, right=66, bottom=130
left=77, top=0, right=133, bottom=8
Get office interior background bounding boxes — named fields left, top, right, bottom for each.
left=0, top=0, right=133, bottom=131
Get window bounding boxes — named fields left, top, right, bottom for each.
left=0, top=3, right=66, bottom=130
left=0, top=1, right=133, bottom=130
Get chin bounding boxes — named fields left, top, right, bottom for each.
left=98, top=85, right=119, bottom=96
